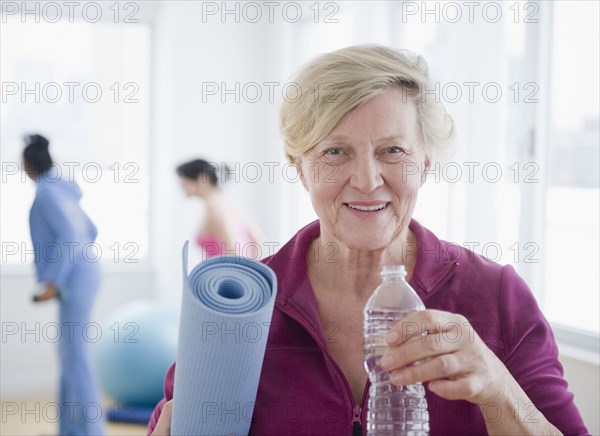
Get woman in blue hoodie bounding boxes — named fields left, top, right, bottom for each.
left=24, top=134, right=104, bottom=436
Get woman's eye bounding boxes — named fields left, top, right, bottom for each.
left=387, top=146, right=404, bottom=154
left=325, top=147, right=342, bottom=155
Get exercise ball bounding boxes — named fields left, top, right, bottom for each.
left=94, top=301, right=179, bottom=407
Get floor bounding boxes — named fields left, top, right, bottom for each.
left=0, top=397, right=148, bottom=436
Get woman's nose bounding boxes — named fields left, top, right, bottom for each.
left=350, top=154, right=383, bottom=193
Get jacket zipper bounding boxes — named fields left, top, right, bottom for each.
left=355, top=378, right=370, bottom=436
left=352, top=404, right=362, bottom=436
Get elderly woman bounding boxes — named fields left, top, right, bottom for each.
left=149, top=45, right=587, bottom=435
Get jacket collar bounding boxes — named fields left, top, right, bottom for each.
left=263, top=219, right=459, bottom=312
left=408, top=219, right=460, bottom=298
left=263, top=220, right=317, bottom=309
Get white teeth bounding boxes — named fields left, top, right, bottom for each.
left=348, top=203, right=387, bottom=211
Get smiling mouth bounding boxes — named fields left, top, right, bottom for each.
left=345, top=203, right=389, bottom=212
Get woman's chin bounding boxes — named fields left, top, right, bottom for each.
left=331, top=220, right=394, bottom=249
left=338, top=234, right=392, bottom=252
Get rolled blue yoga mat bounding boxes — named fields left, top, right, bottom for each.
left=172, top=242, right=277, bottom=436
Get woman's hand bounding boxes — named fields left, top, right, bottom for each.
left=151, top=400, right=173, bottom=436
left=380, top=309, right=510, bottom=405
left=380, top=309, right=562, bottom=434
left=32, top=283, right=59, bottom=302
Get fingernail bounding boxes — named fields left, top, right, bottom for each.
left=387, top=330, right=399, bottom=344
left=380, top=355, right=394, bottom=369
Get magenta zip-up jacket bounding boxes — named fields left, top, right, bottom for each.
left=148, top=219, right=588, bottom=436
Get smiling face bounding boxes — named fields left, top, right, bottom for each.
left=298, top=86, right=429, bottom=251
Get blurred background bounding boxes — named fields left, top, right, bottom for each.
left=1, top=1, right=598, bottom=434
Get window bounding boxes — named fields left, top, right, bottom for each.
left=542, top=1, right=599, bottom=334
left=1, top=18, right=151, bottom=267
left=401, top=1, right=600, bottom=338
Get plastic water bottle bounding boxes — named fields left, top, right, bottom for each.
left=363, top=265, right=429, bottom=435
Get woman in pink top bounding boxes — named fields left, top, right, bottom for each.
left=176, top=159, right=260, bottom=259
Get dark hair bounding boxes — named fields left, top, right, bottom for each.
left=23, top=134, right=53, bottom=174
left=176, top=159, right=230, bottom=186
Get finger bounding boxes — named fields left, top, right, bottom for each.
left=428, top=378, right=488, bottom=402
left=381, top=332, right=460, bottom=371
left=152, top=400, right=173, bottom=436
left=33, top=294, right=49, bottom=302
left=34, top=291, right=54, bottom=302
left=388, top=352, right=468, bottom=387
left=387, top=310, right=471, bottom=346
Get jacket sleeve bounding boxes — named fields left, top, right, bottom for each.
left=147, top=362, right=176, bottom=435
left=499, top=265, right=589, bottom=435
left=34, top=188, right=83, bottom=289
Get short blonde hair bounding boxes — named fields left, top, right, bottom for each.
left=280, top=45, right=456, bottom=163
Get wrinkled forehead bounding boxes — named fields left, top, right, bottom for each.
left=319, top=88, right=421, bottom=144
